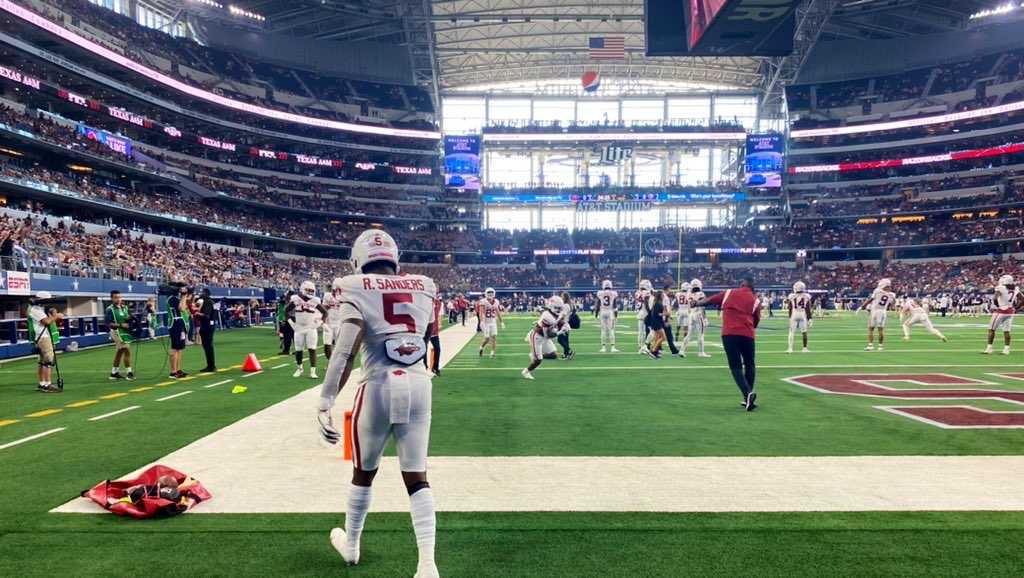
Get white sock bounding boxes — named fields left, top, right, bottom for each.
left=126, top=366, right=132, bottom=373
left=409, top=487, right=436, bottom=567
left=787, top=331, right=794, bottom=350
left=698, top=336, right=705, bottom=353
left=345, top=484, right=372, bottom=548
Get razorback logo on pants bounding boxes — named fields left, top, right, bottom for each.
left=785, top=373, right=1024, bottom=429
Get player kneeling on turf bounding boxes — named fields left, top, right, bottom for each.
left=316, top=229, right=440, bottom=578
left=521, top=296, right=565, bottom=380
left=900, top=298, right=947, bottom=342
left=985, top=274, right=1020, bottom=355
left=786, top=282, right=812, bottom=353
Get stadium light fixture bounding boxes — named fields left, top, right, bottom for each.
left=228, top=4, right=265, bottom=21
left=969, top=2, right=1023, bottom=20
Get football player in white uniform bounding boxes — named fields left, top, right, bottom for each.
left=595, top=280, right=619, bottom=352
left=635, top=279, right=653, bottom=353
left=287, top=280, right=327, bottom=378
left=675, top=282, right=691, bottom=344
left=901, top=297, right=947, bottom=342
left=316, top=229, right=440, bottom=578
left=322, top=277, right=345, bottom=360
left=861, top=278, right=896, bottom=351
left=681, top=279, right=710, bottom=357
left=787, top=281, right=812, bottom=353
left=522, top=296, right=565, bottom=379
left=476, top=288, right=505, bottom=358
left=985, top=275, right=1019, bottom=355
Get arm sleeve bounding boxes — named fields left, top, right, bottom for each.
left=318, top=303, right=364, bottom=411
left=705, top=292, right=725, bottom=306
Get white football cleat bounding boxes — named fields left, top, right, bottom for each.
left=698, top=352, right=711, bottom=358
left=678, top=351, right=686, bottom=358
left=786, top=348, right=793, bottom=354
left=414, top=561, right=440, bottom=578
left=802, top=347, right=810, bottom=353
left=292, top=367, right=303, bottom=378
left=610, top=346, right=619, bottom=353
left=329, top=528, right=359, bottom=565
left=1003, top=347, right=1011, bottom=355
left=310, top=367, right=318, bottom=379
left=521, top=369, right=535, bottom=380
left=864, top=345, right=874, bottom=351
left=489, top=352, right=495, bottom=359
left=983, top=346, right=993, bottom=355
left=878, top=346, right=884, bottom=351
left=600, top=346, right=607, bottom=353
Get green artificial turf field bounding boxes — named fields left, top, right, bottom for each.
left=1, top=315, right=1023, bottom=577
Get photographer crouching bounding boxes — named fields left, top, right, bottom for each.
left=105, top=290, right=135, bottom=381
left=28, top=291, right=63, bottom=393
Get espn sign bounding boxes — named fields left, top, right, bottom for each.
left=1, top=270, right=31, bottom=295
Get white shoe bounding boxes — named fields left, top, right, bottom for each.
left=610, top=346, right=619, bottom=353
left=678, top=351, right=686, bottom=358
left=292, top=367, right=303, bottom=378
left=329, top=528, right=359, bottom=565
left=802, top=347, right=809, bottom=353
left=698, top=352, right=711, bottom=358
left=521, top=369, right=534, bottom=380
left=864, top=345, right=874, bottom=351
left=786, top=348, right=793, bottom=354
left=600, top=346, right=607, bottom=353
left=489, top=352, right=495, bottom=359
left=1003, top=348, right=1011, bottom=355
left=983, top=347, right=993, bottom=355
left=414, top=561, right=440, bottom=578
left=878, top=346, right=884, bottom=352
left=310, top=367, right=318, bottom=379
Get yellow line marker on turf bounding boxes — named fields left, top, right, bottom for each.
left=155, top=381, right=175, bottom=386
left=99, top=393, right=128, bottom=400
left=178, top=376, right=196, bottom=381
left=26, top=409, right=63, bottom=418
left=129, top=387, right=152, bottom=393
left=65, top=400, right=98, bottom=408
left=0, top=419, right=20, bottom=427
left=217, top=368, right=231, bottom=372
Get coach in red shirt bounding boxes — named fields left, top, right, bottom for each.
left=699, top=278, right=761, bottom=411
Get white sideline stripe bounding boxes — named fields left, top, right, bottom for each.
left=88, top=406, right=140, bottom=421
left=157, top=391, right=193, bottom=402
left=203, top=379, right=232, bottom=389
left=241, top=371, right=264, bottom=377
left=442, top=363, right=1024, bottom=371
left=0, top=427, right=65, bottom=450
left=271, top=363, right=289, bottom=369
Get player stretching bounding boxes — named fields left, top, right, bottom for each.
left=477, top=288, right=505, bottom=358
left=682, top=279, right=710, bottom=357
left=322, top=277, right=345, bottom=359
left=862, top=278, right=895, bottom=351
left=316, top=229, right=440, bottom=578
left=985, top=275, right=1020, bottom=355
left=635, top=280, right=653, bottom=353
left=521, top=296, right=565, bottom=380
left=900, top=297, right=947, bottom=342
left=596, top=280, right=619, bottom=352
left=289, top=281, right=327, bottom=378
left=786, top=281, right=812, bottom=353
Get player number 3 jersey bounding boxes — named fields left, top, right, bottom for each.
left=339, top=273, right=438, bottom=382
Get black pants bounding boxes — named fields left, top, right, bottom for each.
left=459, top=310, right=467, bottom=326
left=280, top=321, right=293, bottom=353
left=663, top=322, right=679, bottom=354
left=722, top=334, right=756, bottom=399
left=200, top=323, right=215, bottom=369
left=557, top=332, right=572, bottom=355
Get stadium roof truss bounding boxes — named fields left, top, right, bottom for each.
left=427, top=0, right=762, bottom=91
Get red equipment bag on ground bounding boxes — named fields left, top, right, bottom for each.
left=82, top=464, right=212, bottom=519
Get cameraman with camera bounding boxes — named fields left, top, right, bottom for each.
left=28, top=291, right=63, bottom=392
left=105, top=290, right=135, bottom=381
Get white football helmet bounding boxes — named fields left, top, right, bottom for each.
left=793, top=281, right=806, bottom=293
left=485, top=287, right=496, bottom=298
left=680, top=282, right=691, bottom=293
left=690, top=279, right=703, bottom=291
left=999, top=274, right=1014, bottom=286
left=546, top=295, right=565, bottom=315
left=877, top=278, right=892, bottom=289
left=601, top=279, right=613, bottom=290
left=300, top=280, right=316, bottom=297
left=639, top=279, right=653, bottom=291
left=331, top=277, right=345, bottom=291
left=350, top=228, right=399, bottom=273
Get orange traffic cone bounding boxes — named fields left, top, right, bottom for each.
left=241, top=353, right=262, bottom=372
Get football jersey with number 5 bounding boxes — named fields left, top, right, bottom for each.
left=339, top=273, right=437, bottom=381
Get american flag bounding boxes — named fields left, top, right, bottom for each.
left=589, top=36, right=625, bottom=60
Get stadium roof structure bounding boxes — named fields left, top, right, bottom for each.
left=822, top=0, right=994, bottom=41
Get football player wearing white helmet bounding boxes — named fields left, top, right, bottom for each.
left=287, top=280, right=327, bottom=378
left=860, top=279, right=896, bottom=351
left=596, top=280, right=619, bottom=352
left=522, top=295, right=565, bottom=379
left=322, top=277, right=346, bottom=359
left=786, top=281, right=812, bottom=353
left=900, top=297, right=947, bottom=343
left=477, top=287, right=505, bottom=358
left=318, top=228, right=440, bottom=578
left=675, top=282, right=691, bottom=348
left=635, top=280, right=654, bottom=353
left=985, top=274, right=1019, bottom=354
left=681, top=279, right=710, bottom=357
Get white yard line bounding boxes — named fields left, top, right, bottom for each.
left=271, top=363, right=289, bottom=369
left=88, top=406, right=140, bottom=421
left=240, top=371, right=264, bottom=378
left=442, top=363, right=1024, bottom=371
left=0, top=427, right=65, bottom=451
left=203, top=379, right=232, bottom=389
left=157, top=391, right=193, bottom=402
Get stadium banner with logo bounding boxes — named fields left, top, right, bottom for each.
left=76, top=123, right=132, bottom=157
left=444, top=135, right=482, bottom=191
left=1, top=270, right=31, bottom=295
left=744, top=134, right=784, bottom=188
